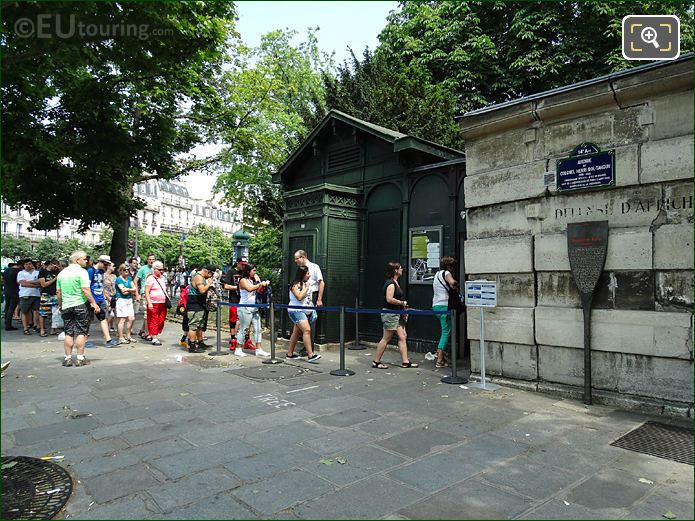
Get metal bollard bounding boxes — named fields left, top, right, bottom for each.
left=348, top=297, right=365, bottom=350
left=263, top=302, right=282, bottom=365
left=208, top=303, right=229, bottom=357
left=330, top=306, right=355, bottom=376
left=441, top=310, right=466, bottom=384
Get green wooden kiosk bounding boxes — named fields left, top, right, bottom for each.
left=274, top=110, right=466, bottom=350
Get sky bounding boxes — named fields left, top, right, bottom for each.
left=183, top=0, right=398, bottom=199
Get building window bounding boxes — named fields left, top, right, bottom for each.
left=2, top=222, right=7, bottom=234
left=16, top=223, right=22, bottom=237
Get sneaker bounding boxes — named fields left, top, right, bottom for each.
left=75, top=357, right=89, bottom=367
left=62, top=357, right=73, bottom=367
left=198, top=341, right=211, bottom=349
left=1, top=361, right=10, bottom=372
left=179, top=336, right=188, bottom=347
left=285, top=353, right=299, bottom=359
left=228, top=339, right=238, bottom=350
left=255, top=348, right=270, bottom=357
left=84, top=340, right=96, bottom=348
left=233, top=348, right=247, bottom=357
left=105, top=338, right=120, bottom=348
left=119, top=338, right=129, bottom=344
left=151, top=339, right=162, bottom=346
left=188, top=342, right=203, bottom=353
left=307, top=354, right=322, bottom=363
left=127, top=337, right=137, bottom=344
left=243, top=339, right=256, bottom=351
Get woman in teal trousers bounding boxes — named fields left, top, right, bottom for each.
left=432, top=256, right=458, bottom=368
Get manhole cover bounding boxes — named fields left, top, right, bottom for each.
left=227, top=364, right=321, bottom=381
left=1, top=456, right=73, bottom=519
left=611, top=421, right=693, bottom=465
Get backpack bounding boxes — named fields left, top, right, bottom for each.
left=437, top=271, right=465, bottom=315
left=176, top=284, right=189, bottom=315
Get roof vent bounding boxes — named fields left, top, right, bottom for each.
left=327, top=144, right=362, bottom=173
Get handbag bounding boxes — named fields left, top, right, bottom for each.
left=438, top=271, right=465, bottom=314
left=153, top=275, right=173, bottom=309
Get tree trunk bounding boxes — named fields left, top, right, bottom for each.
left=109, top=216, right=129, bottom=265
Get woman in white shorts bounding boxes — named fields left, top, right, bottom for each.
left=115, top=263, right=138, bottom=343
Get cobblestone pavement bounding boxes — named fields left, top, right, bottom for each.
left=1, top=316, right=693, bottom=520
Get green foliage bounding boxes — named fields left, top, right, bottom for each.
left=1, top=235, right=33, bottom=260
left=33, top=238, right=64, bottom=261
left=199, top=29, right=331, bottom=225
left=324, top=48, right=463, bottom=149
left=248, top=226, right=282, bottom=288
left=1, top=1, right=236, bottom=234
left=377, top=1, right=694, bottom=114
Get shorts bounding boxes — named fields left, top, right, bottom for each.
left=381, top=310, right=406, bottom=331
left=288, top=309, right=317, bottom=325
left=19, top=296, right=40, bottom=313
left=89, top=300, right=109, bottom=321
left=187, top=309, right=206, bottom=330
left=229, top=306, right=238, bottom=324
left=62, top=303, right=90, bottom=337
left=115, top=298, right=134, bottom=318
left=39, top=293, right=54, bottom=317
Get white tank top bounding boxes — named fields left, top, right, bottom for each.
left=432, top=270, right=451, bottom=307
left=239, top=278, right=257, bottom=305
left=289, top=283, right=309, bottom=308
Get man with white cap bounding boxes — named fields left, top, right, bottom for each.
left=86, top=254, right=120, bottom=347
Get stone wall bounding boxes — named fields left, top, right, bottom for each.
left=459, top=59, right=693, bottom=416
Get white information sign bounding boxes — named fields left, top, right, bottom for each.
left=465, top=280, right=497, bottom=308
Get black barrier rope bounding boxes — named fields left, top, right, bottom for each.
left=212, top=300, right=465, bottom=382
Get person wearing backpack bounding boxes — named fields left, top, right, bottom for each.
left=432, top=256, right=459, bottom=368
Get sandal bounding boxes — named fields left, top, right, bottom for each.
left=372, top=360, right=388, bottom=369
left=401, top=360, right=419, bottom=368
left=39, top=332, right=48, bottom=337
left=23, top=329, right=31, bottom=335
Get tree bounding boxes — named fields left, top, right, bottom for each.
left=1, top=235, right=33, bottom=260
left=1, top=1, right=237, bottom=264
left=324, top=48, right=463, bottom=149
left=377, top=1, right=694, bottom=114
left=33, top=238, right=64, bottom=261
left=248, top=226, right=282, bottom=288
left=194, top=29, right=331, bottom=226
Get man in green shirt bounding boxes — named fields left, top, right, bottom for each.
left=134, top=253, right=155, bottom=340
left=56, top=250, right=101, bottom=367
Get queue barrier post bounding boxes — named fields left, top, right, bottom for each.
left=330, top=306, right=354, bottom=376
left=441, top=310, right=466, bottom=384
left=208, top=301, right=229, bottom=357
left=262, top=302, right=282, bottom=365
left=348, top=297, right=365, bottom=350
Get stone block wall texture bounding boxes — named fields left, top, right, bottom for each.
left=460, top=59, right=693, bottom=413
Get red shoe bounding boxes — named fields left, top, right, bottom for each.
left=243, top=339, right=256, bottom=350
left=229, top=338, right=238, bottom=351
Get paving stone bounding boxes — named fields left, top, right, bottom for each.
left=244, top=420, right=332, bottom=448
left=480, top=455, right=583, bottom=499
left=117, top=436, right=196, bottom=462
left=0, top=415, right=32, bottom=433
left=399, top=477, right=533, bottom=520
left=72, top=449, right=145, bottom=479
left=300, top=426, right=376, bottom=454
left=296, top=475, right=424, bottom=519
left=297, top=395, right=374, bottom=415
left=520, top=498, right=627, bottom=519
left=624, top=491, right=694, bottom=520
left=60, top=437, right=130, bottom=463
left=232, top=468, right=335, bottom=515
left=431, top=417, right=500, bottom=439
left=149, top=407, right=205, bottom=425
left=94, top=400, right=184, bottom=425
left=224, top=445, right=320, bottom=482
left=11, top=416, right=102, bottom=445
left=526, top=441, right=617, bottom=476
left=121, top=417, right=215, bottom=446
left=150, top=441, right=259, bottom=479
left=9, top=431, right=91, bottom=455
left=148, top=468, right=242, bottom=513
left=567, top=469, right=654, bottom=509
left=70, top=495, right=160, bottom=519
left=90, top=418, right=156, bottom=440
left=183, top=420, right=252, bottom=447
left=313, top=407, right=380, bottom=428
left=387, top=449, right=482, bottom=493
left=376, top=426, right=466, bottom=459
left=242, top=407, right=315, bottom=432
left=83, top=463, right=162, bottom=503
left=450, top=434, right=530, bottom=467
left=357, top=413, right=437, bottom=437
left=302, top=444, right=408, bottom=486
left=156, top=491, right=258, bottom=519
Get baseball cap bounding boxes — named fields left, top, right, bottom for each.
left=98, top=255, right=112, bottom=264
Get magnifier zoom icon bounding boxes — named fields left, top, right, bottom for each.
left=640, top=26, right=660, bottom=48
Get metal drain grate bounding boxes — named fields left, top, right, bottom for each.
left=611, top=421, right=693, bottom=465
left=2, top=456, right=73, bottom=519
left=226, top=363, right=322, bottom=382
